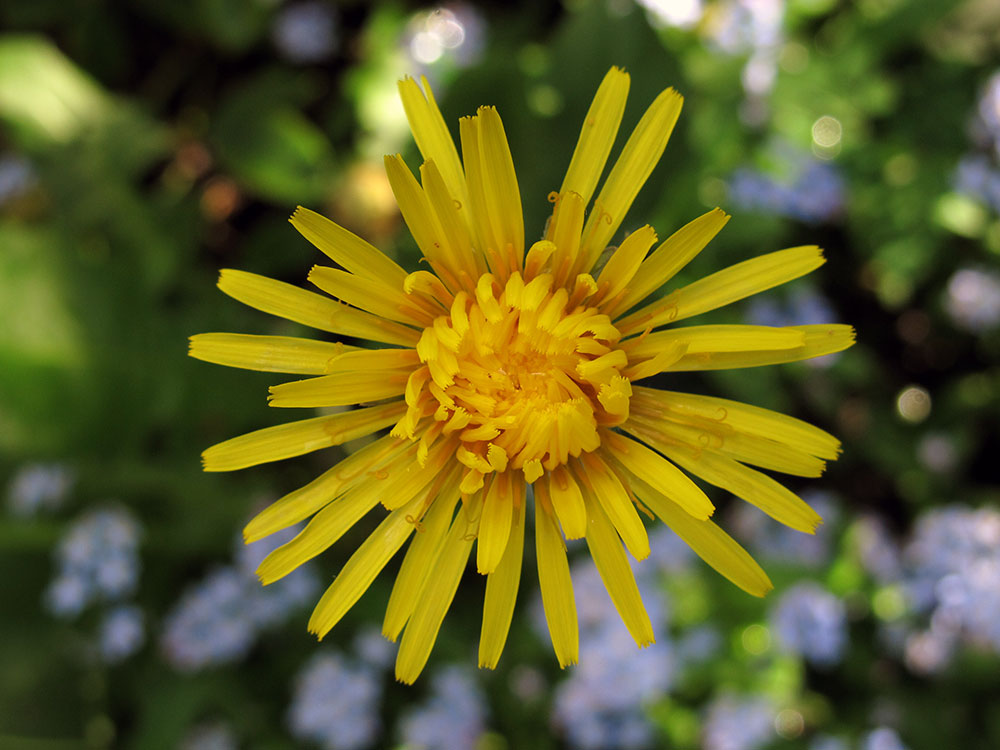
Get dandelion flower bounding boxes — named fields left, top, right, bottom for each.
left=190, top=68, right=855, bottom=683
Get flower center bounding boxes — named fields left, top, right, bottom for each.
left=402, top=270, right=633, bottom=491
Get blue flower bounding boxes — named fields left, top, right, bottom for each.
left=99, top=604, right=145, bottom=663
left=288, top=651, right=383, bottom=750
left=44, top=506, right=141, bottom=617
left=702, top=694, right=775, bottom=750
left=861, top=726, right=909, bottom=750
left=770, top=582, right=848, bottom=667
left=6, top=463, right=74, bottom=517
left=161, top=523, right=319, bottom=670
left=399, top=666, right=487, bottom=750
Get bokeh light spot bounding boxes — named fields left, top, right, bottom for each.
left=741, top=624, right=771, bottom=655
left=896, top=386, right=931, bottom=423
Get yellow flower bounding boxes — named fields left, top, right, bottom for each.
left=190, top=68, right=855, bottom=683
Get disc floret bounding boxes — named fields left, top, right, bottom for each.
left=398, top=241, right=633, bottom=495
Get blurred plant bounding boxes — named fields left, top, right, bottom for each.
left=943, top=267, right=1000, bottom=333
left=895, top=506, right=1000, bottom=674
left=769, top=581, right=847, bottom=667
left=288, top=650, right=384, bottom=750
left=98, top=604, right=145, bottom=664
left=272, top=2, right=339, bottom=65
left=544, top=541, right=674, bottom=749
left=161, top=524, right=318, bottom=671
left=44, top=506, right=141, bottom=617
left=5, top=462, right=74, bottom=517
left=701, top=693, right=775, bottom=750
left=728, top=148, right=846, bottom=224
left=861, top=726, right=910, bottom=750
left=180, top=721, right=239, bottom=750
left=399, top=665, right=488, bottom=750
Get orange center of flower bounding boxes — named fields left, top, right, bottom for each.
left=402, top=268, right=633, bottom=492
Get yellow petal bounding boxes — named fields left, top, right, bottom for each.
left=633, top=387, right=841, bottom=460
left=603, top=431, right=714, bottom=520
left=582, top=488, right=655, bottom=647
left=308, top=493, right=422, bottom=639
left=535, top=501, right=579, bottom=667
left=623, top=325, right=806, bottom=360
left=608, top=207, right=730, bottom=318
left=383, top=478, right=461, bottom=641
left=558, top=66, right=630, bottom=207
left=243, top=435, right=406, bottom=543
left=290, top=206, right=407, bottom=285
left=577, top=453, right=650, bottom=560
left=547, top=190, right=585, bottom=288
left=378, top=437, right=458, bottom=511
left=202, top=401, right=406, bottom=472
left=476, top=106, right=524, bottom=269
left=323, top=347, right=421, bottom=373
left=267, top=370, right=409, bottom=408
left=397, top=75, right=468, bottom=213
left=420, top=158, right=484, bottom=282
left=664, top=446, right=822, bottom=533
left=630, top=474, right=773, bottom=597
left=189, top=333, right=353, bottom=374
left=308, top=265, right=429, bottom=325
left=595, top=224, right=658, bottom=305
left=395, top=497, right=477, bottom=684
left=384, top=154, right=461, bottom=289
left=257, top=439, right=448, bottom=584
left=255, top=479, right=385, bottom=584
left=218, top=268, right=420, bottom=346
left=622, top=340, right=687, bottom=382
left=660, top=324, right=857, bottom=371
left=578, top=87, right=683, bottom=273
left=458, top=114, right=495, bottom=273
left=617, top=245, right=825, bottom=335
left=479, top=477, right=526, bottom=669
left=546, top=465, right=587, bottom=540
left=477, top=472, right=514, bottom=574
left=628, top=412, right=828, bottom=478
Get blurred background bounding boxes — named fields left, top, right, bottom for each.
left=2, top=0, right=1000, bottom=748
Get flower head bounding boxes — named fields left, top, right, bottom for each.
left=190, top=68, right=854, bottom=683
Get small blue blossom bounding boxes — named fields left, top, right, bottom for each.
left=288, top=650, right=382, bottom=750
left=974, top=71, right=1000, bottom=153
left=943, top=267, right=1000, bottom=333
left=6, top=463, right=74, bottom=517
left=545, top=552, right=673, bottom=750
left=353, top=626, right=396, bottom=670
left=675, top=626, right=722, bottom=670
left=851, top=515, right=902, bottom=584
left=728, top=157, right=845, bottom=223
left=770, top=582, right=848, bottom=667
left=0, top=152, right=36, bottom=205
left=399, top=665, right=487, bottom=750
left=899, top=506, right=1000, bottom=658
left=99, top=604, right=145, bottom=663
left=861, top=727, right=909, bottom=750
left=272, top=2, right=338, bottom=64
left=702, top=694, right=775, bottom=750
left=44, top=506, right=141, bottom=617
left=161, top=567, right=258, bottom=670
left=161, top=523, right=319, bottom=670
